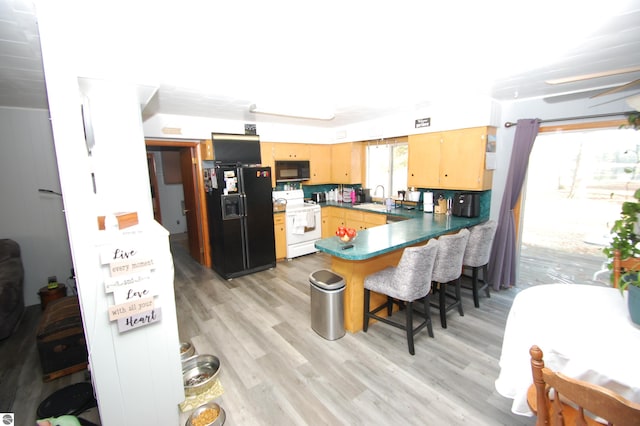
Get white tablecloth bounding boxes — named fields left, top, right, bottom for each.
left=495, top=283, right=640, bottom=416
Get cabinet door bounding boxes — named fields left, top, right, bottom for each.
left=441, top=127, right=491, bottom=190
left=408, top=133, right=441, bottom=188
left=331, top=143, right=362, bottom=184
left=329, top=207, right=346, bottom=232
left=308, top=144, right=331, bottom=184
left=363, top=212, right=387, bottom=229
left=273, top=143, right=309, bottom=159
left=274, top=214, right=286, bottom=260
left=345, top=210, right=365, bottom=231
left=321, top=207, right=332, bottom=238
left=200, top=139, right=213, bottom=161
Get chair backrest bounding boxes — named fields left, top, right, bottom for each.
left=613, top=249, right=640, bottom=289
left=432, top=228, right=470, bottom=283
left=528, top=345, right=640, bottom=426
left=392, top=239, right=439, bottom=301
left=463, top=220, right=497, bottom=267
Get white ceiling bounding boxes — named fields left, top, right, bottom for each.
left=1, top=0, right=640, bottom=128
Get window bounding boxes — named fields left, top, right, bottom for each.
left=521, top=127, right=639, bottom=285
left=366, top=142, right=408, bottom=199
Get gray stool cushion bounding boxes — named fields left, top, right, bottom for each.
left=432, top=228, right=470, bottom=284
left=463, top=220, right=497, bottom=268
left=364, top=239, right=439, bottom=302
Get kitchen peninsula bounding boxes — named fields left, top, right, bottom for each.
left=315, top=206, right=487, bottom=332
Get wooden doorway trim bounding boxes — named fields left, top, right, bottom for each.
left=146, top=153, right=162, bottom=223
left=145, top=139, right=210, bottom=267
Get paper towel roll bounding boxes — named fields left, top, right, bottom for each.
left=423, top=192, right=433, bottom=213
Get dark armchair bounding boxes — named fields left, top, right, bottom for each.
left=0, top=239, right=25, bottom=340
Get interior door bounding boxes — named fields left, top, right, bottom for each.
left=180, top=148, right=203, bottom=263
left=146, top=153, right=162, bottom=223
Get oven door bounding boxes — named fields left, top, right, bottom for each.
left=285, top=208, right=321, bottom=244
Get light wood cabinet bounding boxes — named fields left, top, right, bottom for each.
left=331, top=142, right=362, bottom=184
left=321, top=207, right=332, bottom=238
left=307, top=144, right=332, bottom=184
left=344, top=210, right=387, bottom=231
left=363, top=212, right=387, bottom=229
left=272, top=143, right=309, bottom=160
left=327, top=207, right=346, bottom=233
left=200, top=139, right=213, bottom=161
left=408, top=126, right=495, bottom=190
left=408, top=132, right=440, bottom=188
left=274, top=213, right=286, bottom=261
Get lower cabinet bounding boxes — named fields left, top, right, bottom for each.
left=321, top=207, right=332, bottom=238
left=325, top=207, right=387, bottom=234
left=345, top=210, right=387, bottom=231
left=274, top=213, right=286, bottom=261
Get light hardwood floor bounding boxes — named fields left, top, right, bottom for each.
left=2, top=241, right=536, bottom=426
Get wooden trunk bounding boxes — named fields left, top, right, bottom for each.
left=36, top=296, right=88, bottom=382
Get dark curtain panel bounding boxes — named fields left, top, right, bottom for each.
left=488, top=119, right=540, bottom=289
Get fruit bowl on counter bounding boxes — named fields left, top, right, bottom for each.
left=335, top=226, right=357, bottom=244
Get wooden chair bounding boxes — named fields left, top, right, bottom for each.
left=613, top=249, right=640, bottom=289
left=527, top=345, right=640, bottom=426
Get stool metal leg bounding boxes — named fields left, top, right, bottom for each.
left=471, top=266, right=480, bottom=308
left=406, top=300, right=415, bottom=355
left=363, top=288, right=370, bottom=332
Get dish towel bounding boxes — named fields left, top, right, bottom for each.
left=293, top=212, right=307, bottom=234
left=306, top=210, right=315, bottom=229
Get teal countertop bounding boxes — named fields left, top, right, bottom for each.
left=315, top=202, right=487, bottom=260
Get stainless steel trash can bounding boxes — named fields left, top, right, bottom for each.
left=309, top=269, right=345, bottom=340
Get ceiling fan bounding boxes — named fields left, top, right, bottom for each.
left=545, top=66, right=640, bottom=110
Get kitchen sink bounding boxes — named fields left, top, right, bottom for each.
left=386, top=215, right=409, bottom=223
left=352, top=203, right=388, bottom=212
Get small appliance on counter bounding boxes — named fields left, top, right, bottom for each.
left=355, top=188, right=371, bottom=204
left=452, top=192, right=480, bottom=218
left=311, top=192, right=326, bottom=203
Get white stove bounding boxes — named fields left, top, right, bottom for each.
left=272, top=190, right=322, bottom=259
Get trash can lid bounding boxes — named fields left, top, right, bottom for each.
left=309, top=269, right=344, bottom=290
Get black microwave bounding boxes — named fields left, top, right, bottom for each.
left=275, top=160, right=310, bottom=182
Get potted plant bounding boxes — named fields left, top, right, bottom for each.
left=604, top=185, right=640, bottom=325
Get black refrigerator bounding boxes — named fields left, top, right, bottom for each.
left=206, top=165, right=276, bottom=279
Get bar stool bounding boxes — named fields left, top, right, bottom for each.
left=462, top=220, right=497, bottom=308
left=430, top=228, right=470, bottom=329
left=363, top=239, right=439, bottom=355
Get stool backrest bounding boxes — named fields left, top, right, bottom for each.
left=393, top=239, right=439, bottom=301
left=463, top=220, right=497, bottom=267
left=432, top=228, right=470, bottom=283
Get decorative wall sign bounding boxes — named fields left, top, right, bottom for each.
left=117, top=308, right=162, bottom=332
left=415, top=117, right=431, bottom=128
left=108, top=297, right=155, bottom=321
left=104, top=272, right=153, bottom=293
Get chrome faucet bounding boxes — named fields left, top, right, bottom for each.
left=374, top=185, right=385, bottom=202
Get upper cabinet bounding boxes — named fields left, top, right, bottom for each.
left=331, top=142, right=362, bottom=184
left=408, top=126, right=495, bottom=190
left=307, top=144, right=331, bottom=184
left=271, top=143, right=309, bottom=160
left=201, top=139, right=213, bottom=161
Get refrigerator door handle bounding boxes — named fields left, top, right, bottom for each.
left=239, top=194, right=247, bottom=217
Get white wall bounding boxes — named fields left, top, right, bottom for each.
left=143, top=113, right=334, bottom=143
left=142, top=96, right=501, bottom=144
left=0, top=106, right=73, bottom=306
left=151, top=151, right=187, bottom=234
left=37, top=3, right=184, bottom=424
